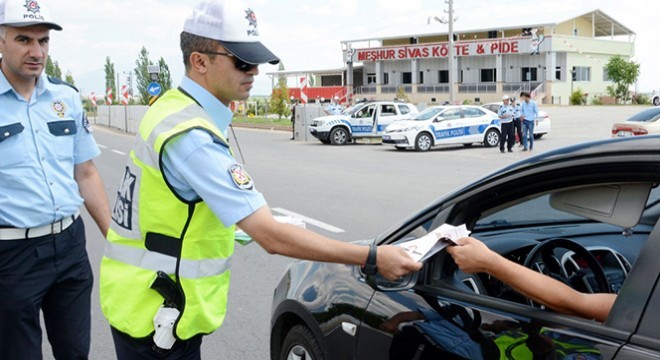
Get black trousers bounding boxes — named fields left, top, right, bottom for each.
left=0, top=217, right=92, bottom=360
left=500, top=122, right=515, bottom=151
left=513, top=118, right=523, bottom=144
left=111, top=327, right=203, bottom=360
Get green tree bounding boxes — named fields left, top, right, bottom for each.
left=604, top=56, right=640, bottom=104
left=396, top=86, right=410, bottom=102
left=268, top=63, right=289, bottom=119
left=157, top=57, right=172, bottom=92
left=133, top=46, right=153, bottom=105
left=45, top=58, right=62, bottom=79
left=45, top=57, right=56, bottom=77
left=64, top=70, right=75, bottom=86
left=104, top=56, right=116, bottom=104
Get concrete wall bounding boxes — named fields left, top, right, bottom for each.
left=93, top=105, right=149, bottom=133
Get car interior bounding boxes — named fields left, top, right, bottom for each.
left=389, top=178, right=660, bottom=324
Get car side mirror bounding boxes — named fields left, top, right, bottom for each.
left=365, top=270, right=419, bottom=292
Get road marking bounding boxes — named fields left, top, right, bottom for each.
left=271, top=207, right=345, bottom=233
left=98, top=144, right=108, bottom=149
left=112, top=149, right=126, bottom=156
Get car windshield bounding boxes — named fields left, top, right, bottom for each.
left=411, top=107, right=446, bottom=121
left=627, top=108, right=660, bottom=122
left=344, top=104, right=367, bottom=116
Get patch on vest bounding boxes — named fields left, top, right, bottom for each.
left=112, top=166, right=137, bottom=230
left=228, top=163, right=254, bottom=191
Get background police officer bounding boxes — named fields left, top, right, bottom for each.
left=0, top=0, right=110, bottom=358
left=498, top=95, right=515, bottom=153
left=100, top=1, right=421, bottom=358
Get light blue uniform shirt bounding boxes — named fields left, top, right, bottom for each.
left=498, top=104, right=514, bottom=123
left=161, top=76, right=266, bottom=227
left=521, top=99, right=539, bottom=121
left=512, top=103, right=522, bottom=119
left=0, top=71, right=100, bottom=228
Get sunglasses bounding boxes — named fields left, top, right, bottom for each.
left=198, top=51, right=257, bottom=72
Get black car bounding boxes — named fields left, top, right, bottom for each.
left=271, top=135, right=660, bottom=360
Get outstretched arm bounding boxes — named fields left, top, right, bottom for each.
left=238, top=206, right=422, bottom=281
left=446, top=237, right=616, bottom=322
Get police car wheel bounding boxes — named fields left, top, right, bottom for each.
left=415, top=133, right=433, bottom=152
left=279, top=324, right=325, bottom=360
left=330, top=127, right=349, bottom=145
left=483, top=129, right=500, bottom=148
left=654, top=97, right=660, bottom=106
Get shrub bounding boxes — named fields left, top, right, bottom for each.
left=570, top=88, right=587, bottom=105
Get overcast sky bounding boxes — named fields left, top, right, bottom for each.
left=45, top=0, right=657, bottom=98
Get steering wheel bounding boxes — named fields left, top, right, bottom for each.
left=523, top=238, right=611, bottom=304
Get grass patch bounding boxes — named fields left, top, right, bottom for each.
left=233, top=115, right=292, bottom=127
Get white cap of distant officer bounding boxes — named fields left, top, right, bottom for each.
left=183, top=0, right=279, bottom=66
left=502, top=95, right=510, bottom=101
left=0, top=0, right=62, bottom=30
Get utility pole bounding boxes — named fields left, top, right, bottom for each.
left=430, top=0, right=457, bottom=103
left=446, top=0, right=456, bottom=103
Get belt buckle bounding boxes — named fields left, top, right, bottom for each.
left=51, top=220, right=63, bottom=234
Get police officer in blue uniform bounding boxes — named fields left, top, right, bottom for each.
left=498, top=95, right=515, bottom=153
left=0, top=0, right=110, bottom=358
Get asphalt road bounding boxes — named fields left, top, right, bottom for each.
left=41, top=105, right=646, bottom=359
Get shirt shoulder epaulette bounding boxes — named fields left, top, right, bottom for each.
left=47, top=76, right=79, bottom=93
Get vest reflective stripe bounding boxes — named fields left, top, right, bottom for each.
left=104, top=242, right=232, bottom=279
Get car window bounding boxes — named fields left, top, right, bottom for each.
left=463, top=108, right=486, bottom=118
left=398, top=105, right=412, bottom=115
left=412, top=107, right=445, bottom=121
left=439, top=108, right=462, bottom=120
left=381, top=104, right=396, bottom=116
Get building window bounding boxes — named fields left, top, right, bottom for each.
left=572, top=66, right=591, bottom=81
left=402, top=72, right=412, bottom=84
left=555, top=66, right=561, bottom=80
left=383, top=73, right=389, bottom=85
left=367, top=73, right=377, bottom=84
left=521, top=67, right=538, bottom=82
left=488, top=30, right=498, bottom=39
left=419, top=71, right=424, bottom=84
left=438, top=70, right=449, bottom=83
left=480, top=68, right=496, bottom=83
left=603, top=69, right=612, bottom=82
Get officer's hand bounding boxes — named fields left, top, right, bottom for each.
left=446, top=237, right=497, bottom=274
left=375, top=245, right=423, bottom=281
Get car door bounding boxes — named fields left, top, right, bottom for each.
left=429, top=108, right=466, bottom=145
left=353, top=103, right=377, bottom=135
left=376, top=103, right=398, bottom=133
left=355, top=179, right=653, bottom=359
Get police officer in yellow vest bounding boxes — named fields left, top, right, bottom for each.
left=99, top=1, right=422, bottom=358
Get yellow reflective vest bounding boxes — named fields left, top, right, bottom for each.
left=100, top=88, right=235, bottom=340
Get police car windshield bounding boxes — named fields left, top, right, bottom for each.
left=411, top=107, right=446, bottom=121
left=345, top=104, right=365, bottom=116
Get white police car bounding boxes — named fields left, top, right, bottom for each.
left=309, top=100, right=418, bottom=145
left=382, top=105, right=500, bottom=151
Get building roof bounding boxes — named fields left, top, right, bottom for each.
left=341, top=9, right=634, bottom=44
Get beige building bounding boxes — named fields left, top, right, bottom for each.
left=271, top=9, right=635, bottom=106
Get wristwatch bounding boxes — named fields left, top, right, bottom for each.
left=362, top=243, right=378, bottom=275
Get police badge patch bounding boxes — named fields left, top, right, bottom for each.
left=52, top=100, right=66, bottom=118
left=228, top=163, right=254, bottom=191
